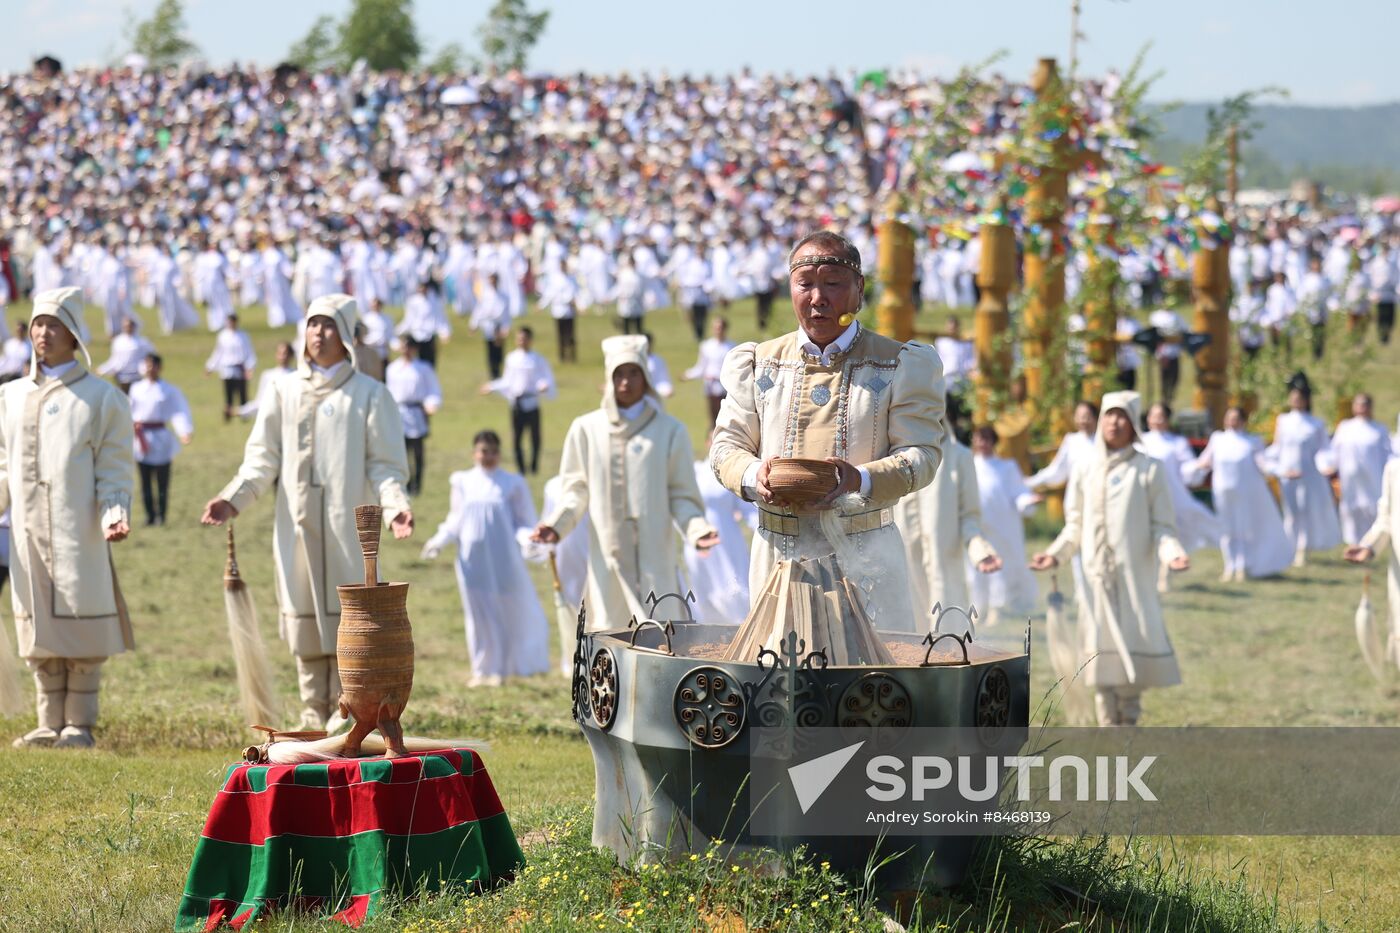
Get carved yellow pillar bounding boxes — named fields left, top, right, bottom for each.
left=875, top=194, right=916, bottom=343
left=1022, top=58, right=1071, bottom=437
left=1081, top=198, right=1118, bottom=404
left=973, top=200, right=1016, bottom=424
left=1191, top=199, right=1231, bottom=429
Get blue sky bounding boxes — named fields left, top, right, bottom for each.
left=7, top=0, right=1395, bottom=105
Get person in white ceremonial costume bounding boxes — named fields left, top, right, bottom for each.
left=969, top=425, right=1040, bottom=622
left=1031, top=391, right=1189, bottom=727
left=1185, top=407, right=1292, bottom=581
left=237, top=342, right=295, bottom=421
left=643, top=331, right=675, bottom=400
left=202, top=294, right=413, bottom=730
left=1140, top=403, right=1222, bottom=590
left=398, top=278, right=452, bottom=369
left=129, top=353, right=193, bottom=528
left=261, top=241, right=302, bottom=329
left=683, top=316, right=735, bottom=427
left=386, top=340, right=442, bottom=496
left=205, top=313, right=257, bottom=422
left=533, top=335, right=718, bottom=629
left=0, top=322, right=30, bottom=384
left=193, top=238, right=235, bottom=332
left=1329, top=393, right=1393, bottom=545
left=541, top=474, right=590, bottom=608
left=710, top=231, right=946, bottom=631
left=686, top=432, right=758, bottom=624
left=422, top=430, right=550, bottom=685
left=1028, top=401, right=1098, bottom=492
left=2, top=288, right=135, bottom=748
left=1266, top=374, right=1342, bottom=566
left=1346, top=457, right=1400, bottom=656
left=482, top=326, right=555, bottom=476
left=96, top=317, right=155, bottom=394
left=148, top=249, right=200, bottom=335
left=893, top=430, right=1000, bottom=627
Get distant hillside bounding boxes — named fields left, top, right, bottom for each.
left=1147, top=102, right=1400, bottom=195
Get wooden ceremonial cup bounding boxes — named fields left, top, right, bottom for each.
left=766, top=457, right=841, bottom=507
left=335, top=505, right=414, bottom=758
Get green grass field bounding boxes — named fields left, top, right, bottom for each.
left=0, top=293, right=1396, bottom=932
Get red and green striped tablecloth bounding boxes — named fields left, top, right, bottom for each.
left=174, top=747, right=523, bottom=930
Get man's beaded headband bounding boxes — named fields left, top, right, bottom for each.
left=788, top=254, right=863, bottom=275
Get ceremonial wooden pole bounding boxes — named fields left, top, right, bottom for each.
left=1081, top=196, right=1118, bottom=404
left=875, top=193, right=916, bottom=343
left=1192, top=196, right=1231, bottom=428
left=1023, top=58, right=1071, bottom=437
left=973, top=197, right=1015, bottom=423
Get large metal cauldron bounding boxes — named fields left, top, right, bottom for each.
left=571, top=598, right=1031, bottom=890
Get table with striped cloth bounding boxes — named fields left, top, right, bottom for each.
left=175, top=747, right=523, bottom=930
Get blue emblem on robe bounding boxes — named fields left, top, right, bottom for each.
left=863, top=374, right=889, bottom=396
left=756, top=372, right=775, bottom=395
left=811, top=384, right=832, bottom=406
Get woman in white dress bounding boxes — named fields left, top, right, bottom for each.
left=1140, top=403, right=1222, bottom=560
left=260, top=242, right=302, bottom=328
left=149, top=250, right=199, bottom=334
left=685, top=439, right=757, bottom=624
left=970, top=426, right=1043, bottom=622
left=422, top=430, right=550, bottom=685
left=1266, top=376, right=1342, bottom=566
left=1185, top=407, right=1293, bottom=581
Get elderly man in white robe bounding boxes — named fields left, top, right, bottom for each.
left=2, top=287, right=135, bottom=748
left=893, top=430, right=1000, bottom=628
left=710, top=231, right=946, bottom=632
left=1031, top=391, right=1189, bottom=727
left=202, top=294, right=414, bottom=730
left=532, top=335, right=718, bottom=630
left=1329, top=393, right=1393, bottom=545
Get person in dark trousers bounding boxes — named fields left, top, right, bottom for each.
left=129, top=354, right=194, bottom=526
left=481, top=326, right=556, bottom=475
left=386, top=340, right=442, bottom=496
left=204, top=313, right=255, bottom=421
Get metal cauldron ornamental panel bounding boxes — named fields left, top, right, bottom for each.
left=574, top=598, right=1032, bottom=891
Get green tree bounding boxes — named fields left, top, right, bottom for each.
left=424, top=42, right=468, bottom=76
left=125, top=0, right=199, bottom=67
left=339, top=0, right=421, bottom=71
left=476, top=0, right=550, bottom=71
left=286, top=14, right=341, bottom=71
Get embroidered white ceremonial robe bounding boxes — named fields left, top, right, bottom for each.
left=892, top=440, right=994, bottom=626
left=0, top=365, right=134, bottom=658
left=1047, top=446, right=1185, bottom=690
left=544, top=402, right=713, bottom=631
left=217, top=363, right=411, bottom=656
left=424, top=467, right=549, bottom=678
left=711, top=325, right=946, bottom=630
